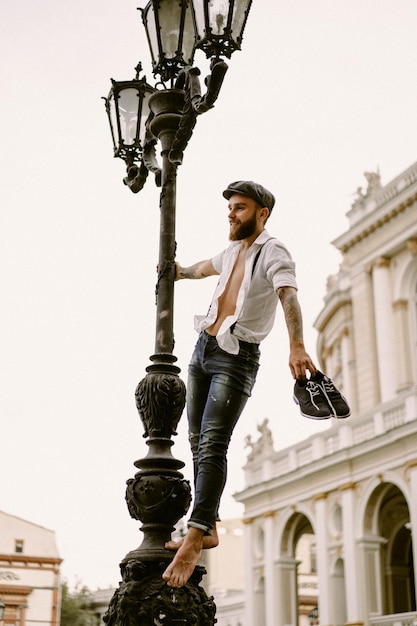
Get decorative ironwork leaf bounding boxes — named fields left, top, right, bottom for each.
left=135, top=373, right=186, bottom=438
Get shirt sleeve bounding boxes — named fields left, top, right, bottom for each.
left=264, top=240, right=298, bottom=291
left=211, top=249, right=225, bottom=274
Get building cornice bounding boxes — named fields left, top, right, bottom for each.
left=334, top=192, right=417, bottom=254
left=0, top=584, right=32, bottom=596
left=0, top=554, right=62, bottom=568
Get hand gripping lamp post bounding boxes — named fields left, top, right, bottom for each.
left=103, top=2, right=252, bottom=624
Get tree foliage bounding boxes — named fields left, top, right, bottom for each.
left=60, top=580, right=98, bottom=626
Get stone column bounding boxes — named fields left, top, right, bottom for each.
left=351, top=269, right=380, bottom=409
left=371, top=257, right=397, bottom=401
left=243, top=518, right=255, bottom=626
left=314, top=494, right=331, bottom=626
left=253, top=569, right=266, bottom=626
left=357, top=536, right=386, bottom=616
left=275, top=557, right=299, bottom=626
left=340, top=328, right=356, bottom=411
left=263, top=512, right=276, bottom=626
left=406, top=461, right=417, bottom=604
left=393, top=299, right=413, bottom=390
left=339, top=483, right=363, bottom=625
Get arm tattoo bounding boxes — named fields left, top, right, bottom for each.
left=278, top=287, right=304, bottom=343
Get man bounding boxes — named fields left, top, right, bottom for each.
left=162, top=180, right=317, bottom=588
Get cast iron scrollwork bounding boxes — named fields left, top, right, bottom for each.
left=135, top=372, right=186, bottom=439
left=125, top=474, right=191, bottom=524
left=123, top=59, right=228, bottom=193
left=169, top=58, right=228, bottom=166
left=103, top=560, right=216, bottom=626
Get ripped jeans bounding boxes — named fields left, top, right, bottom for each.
left=186, top=331, right=260, bottom=533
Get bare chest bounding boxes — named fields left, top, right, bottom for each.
left=218, top=253, right=246, bottom=309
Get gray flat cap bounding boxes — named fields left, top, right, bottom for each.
left=223, top=180, right=275, bottom=212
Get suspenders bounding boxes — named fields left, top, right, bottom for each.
left=231, top=237, right=275, bottom=334
left=251, top=237, right=274, bottom=278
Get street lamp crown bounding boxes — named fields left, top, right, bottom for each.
left=141, top=0, right=253, bottom=83
left=193, top=0, right=253, bottom=59
left=103, top=0, right=252, bottom=189
left=141, top=0, right=197, bottom=84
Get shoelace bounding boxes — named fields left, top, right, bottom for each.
left=322, top=380, right=336, bottom=394
left=306, top=381, right=322, bottom=409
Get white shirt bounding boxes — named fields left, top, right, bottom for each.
left=194, top=230, right=297, bottom=354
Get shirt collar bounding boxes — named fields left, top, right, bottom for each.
left=228, top=229, right=272, bottom=252
left=253, top=229, right=271, bottom=246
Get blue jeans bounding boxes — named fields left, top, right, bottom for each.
left=186, top=331, right=260, bottom=533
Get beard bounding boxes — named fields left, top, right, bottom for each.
left=229, top=213, right=257, bottom=241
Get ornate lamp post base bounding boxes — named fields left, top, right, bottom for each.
left=103, top=354, right=216, bottom=625
left=104, top=561, right=216, bottom=625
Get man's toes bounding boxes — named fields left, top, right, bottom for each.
left=162, top=565, right=172, bottom=581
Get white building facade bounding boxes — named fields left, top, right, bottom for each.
left=0, top=511, right=61, bottom=626
left=236, top=160, right=417, bottom=626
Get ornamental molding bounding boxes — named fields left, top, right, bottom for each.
left=338, top=482, right=357, bottom=492
left=406, top=237, right=417, bottom=255
left=337, top=193, right=417, bottom=254
left=0, top=555, right=62, bottom=569
left=312, top=492, right=328, bottom=502
left=393, top=299, right=409, bottom=311
left=372, top=256, right=391, bottom=270
left=0, top=571, right=19, bottom=581
left=0, top=584, right=32, bottom=596
left=405, top=459, right=417, bottom=477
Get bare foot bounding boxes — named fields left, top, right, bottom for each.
left=165, top=523, right=219, bottom=552
left=162, top=527, right=205, bottom=588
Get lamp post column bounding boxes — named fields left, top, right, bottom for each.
left=150, top=89, right=184, bottom=359
left=104, top=87, right=217, bottom=626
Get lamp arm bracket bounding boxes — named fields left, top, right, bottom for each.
left=142, top=127, right=162, bottom=188
left=123, top=162, right=149, bottom=193
left=169, top=60, right=228, bottom=166
left=123, top=116, right=162, bottom=193
left=195, top=59, right=228, bottom=114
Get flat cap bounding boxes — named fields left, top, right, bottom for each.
left=223, top=180, right=275, bottom=212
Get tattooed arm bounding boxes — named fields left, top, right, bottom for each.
left=175, top=259, right=218, bottom=281
left=277, top=286, right=317, bottom=380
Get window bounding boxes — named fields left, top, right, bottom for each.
left=15, top=539, right=24, bottom=553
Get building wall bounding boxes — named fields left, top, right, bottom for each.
left=317, top=161, right=417, bottom=411
left=236, top=160, right=417, bottom=626
left=201, top=518, right=245, bottom=596
left=0, top=511, right=61, bottom=626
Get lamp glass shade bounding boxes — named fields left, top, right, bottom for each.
left=105, top=78, right=154, bottom=164
left=118, top=88, right=145, bottom=146
left=144, top=5, right=159, bottom=68
left=142, top=0, right=197, bottom=82
left=193, top=0, right=252, bottom=58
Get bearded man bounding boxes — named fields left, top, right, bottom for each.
left=162, top=181, right=317, bottom=588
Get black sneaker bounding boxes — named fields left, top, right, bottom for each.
left=293, top=379, right=332, bottom=420
left=312, top=371, right=351, bottom=419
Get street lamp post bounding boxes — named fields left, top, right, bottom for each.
left=103, top=1, right=252, bottom=624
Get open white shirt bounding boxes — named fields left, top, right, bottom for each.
left=194, top=230, right=298, bottom=354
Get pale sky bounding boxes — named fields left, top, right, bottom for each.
left=1, top=0, right=417, bottom=591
